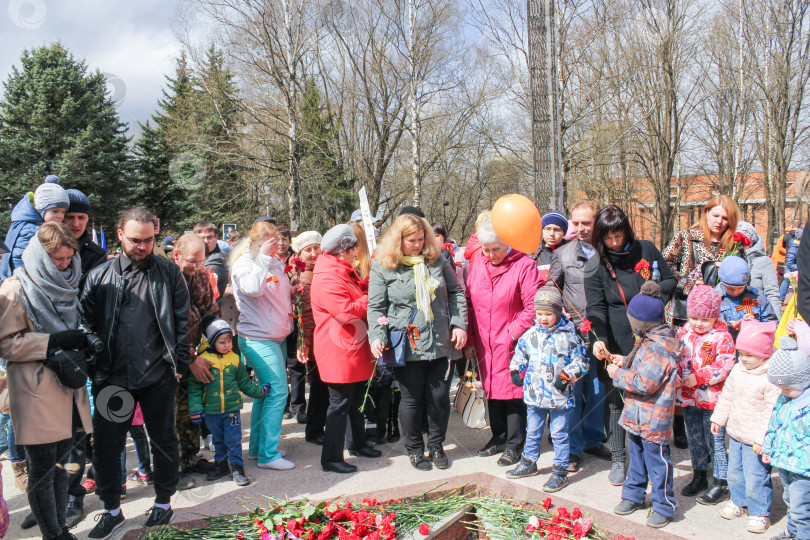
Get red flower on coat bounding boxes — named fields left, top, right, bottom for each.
left=634, top=259, right=652, bottom=280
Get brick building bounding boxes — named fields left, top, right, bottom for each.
left=618, top=171, right=810, bottom=251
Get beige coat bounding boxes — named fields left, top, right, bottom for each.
left=711, top=359, right=781, bottom=447
left=0, top=277, right=92, bottom=445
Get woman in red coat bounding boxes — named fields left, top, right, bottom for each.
left=310, top=224, right=380, bottom=473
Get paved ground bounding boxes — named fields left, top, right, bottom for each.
left=2, top=392, right=790, bottom=540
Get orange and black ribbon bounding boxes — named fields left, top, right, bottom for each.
left=406, top=325, right=421, bottom=349
left=735, top=297, right=760, bottom=316
left=700, top=341, right=715, bottom=368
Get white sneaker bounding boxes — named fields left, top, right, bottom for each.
left=720, top=501, right=747, bottom=520
left=257, top=457, right=295, bottom=470
left=205, top=435, right=215, bottom=451
left=746, top=516, right=770, bottom=534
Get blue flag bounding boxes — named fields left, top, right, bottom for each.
left=100, top=230, right=107, bottom=252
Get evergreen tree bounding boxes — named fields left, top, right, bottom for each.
left=298, top=79, right=354, bottom=230
left=0, top=43, right=131, bottom=230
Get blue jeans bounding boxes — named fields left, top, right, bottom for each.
left=239, top=337, right=288, bottom=464
left=205, top=411, right=245, bottom=467
left=624, top=433, right=677, bottom=518
left=0, top=412, right=9, bottom=453
left=780, top=277, right=790, bottom=302
left=568, top=355, right=605, bottom=457
left=524, top=406, right=569, bottom=469
left=683, top=406, right=728, bottom=480
left=8, top=419, right=23, bottom=462
left=778, top=469, right=810, bottom=538
left=727, top=438, right=772, bottom=516
left=120, top=424, right=151, bottom=481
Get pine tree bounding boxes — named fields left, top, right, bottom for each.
left=298, top=79, right=354, bottom=230
left=0, top=43, right=131, bottom=230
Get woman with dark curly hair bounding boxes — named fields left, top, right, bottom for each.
left=585, top=206, right=676, bottom=486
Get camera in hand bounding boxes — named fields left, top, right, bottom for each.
left=42, top=326, right=102, bottom=389
left=80, top=325, right=103, bottom=355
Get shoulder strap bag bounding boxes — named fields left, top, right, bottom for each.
left=378, top=307, right=418, bottom=368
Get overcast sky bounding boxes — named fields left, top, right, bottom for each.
left=0, top=0, right=185, bottom=138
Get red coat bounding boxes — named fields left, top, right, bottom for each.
left=310, top=253, right=375, bottom=384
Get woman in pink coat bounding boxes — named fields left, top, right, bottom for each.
left=464, top=219, right=541, bottom=466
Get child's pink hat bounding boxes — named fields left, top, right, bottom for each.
left=687, top=285, right=721, bottom=318
left=735, top=319, right=777, bottom=359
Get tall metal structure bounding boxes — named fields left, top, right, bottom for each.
left=527, top=0, right=564, bottom=212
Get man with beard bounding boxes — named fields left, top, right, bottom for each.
left=171, top=234, right=221, bottom=488
left=81, top=207, right=190, bottom=538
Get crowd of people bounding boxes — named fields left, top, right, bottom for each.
left=0, top=176, right=808, bottom=540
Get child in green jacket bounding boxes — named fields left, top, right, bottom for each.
left=190, top=317, right=269, bottom=486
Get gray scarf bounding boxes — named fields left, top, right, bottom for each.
left=14, top=234, right=81, bottom=333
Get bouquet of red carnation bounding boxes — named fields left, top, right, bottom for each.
left=725, top=232, right=752, bottom=258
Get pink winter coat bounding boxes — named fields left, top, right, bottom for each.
left=466, top=249, right=541, bottom=400
left=710, top=359, right=781, bottom=447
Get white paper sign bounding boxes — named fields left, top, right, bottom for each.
left=358, top=187, right=377, bottom=254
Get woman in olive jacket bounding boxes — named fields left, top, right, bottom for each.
left=368, top=214, right=467, bottom=471
left=584, top=206, right=676, bottom=486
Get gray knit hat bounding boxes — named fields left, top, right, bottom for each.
left=33, top=177, right=70, bottom=216
left=320, top=224, right=357, bottom=255
left=768, top=336, right=810, bottom=391
left=534, top=287, right=563, bottom=316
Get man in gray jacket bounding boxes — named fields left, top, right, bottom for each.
left=545, top=200, right=610, bottom=471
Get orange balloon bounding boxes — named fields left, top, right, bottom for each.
left=490, top=194, right=542, bottom=254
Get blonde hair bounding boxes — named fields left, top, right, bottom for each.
left=570, top=199, right=600, bottom=216
left=174, top=233, right=206, bottom=255
left=229, top=221, right=278, bottom=271
left=350, top=221, right=372, bottom=279
left=698, top=195, right=740, bottom=250
left=375, top=214, right=440, bottom=270
left=38, top=222, right=78, bottom=254
left=475, top=209, right=492, bottom=229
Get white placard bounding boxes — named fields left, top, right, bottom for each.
left=358, top=187, right=377, bottom=254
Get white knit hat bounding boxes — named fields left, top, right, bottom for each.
left=291, top=231, right=322, bottom=254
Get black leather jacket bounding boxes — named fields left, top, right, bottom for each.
left=79, top=254, right=191, bottom=381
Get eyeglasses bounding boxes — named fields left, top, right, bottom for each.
left=121, top=233, right=155, bottom=247
left=178, top=252, right=204, bottom=267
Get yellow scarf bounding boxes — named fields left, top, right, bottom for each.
left=402, top=255, right=439, bottom=321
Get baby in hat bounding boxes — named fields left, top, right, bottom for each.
left=506, top=287, right=588, bottom=493
left=761, top=336, right=810, bottom=540
left=715, top=255, right=778, bottom=340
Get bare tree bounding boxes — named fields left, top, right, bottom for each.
left=746, top=0, right=810, bottom=245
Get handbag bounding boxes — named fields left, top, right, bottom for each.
left=669, top=240, right=700, bottom=320
left=378, top=308, right=418, bottom=368
left=453, top=356, right=489, bottom=429
left=41, top=348, right=89, bottom=390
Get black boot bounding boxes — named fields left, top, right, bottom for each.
left=681, top=470, right=709, bottom=497
left=673, top=414, right=688, bottom=449
left=65, top=496, right=84, bottom=528
left=205, top=460, right=231, bottom=481
left=506, top=455, right=538, bottom=479
left=697, top=478, right=729, bottom=505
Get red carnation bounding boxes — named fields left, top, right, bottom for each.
left=571, top=508, right=582, bottom=521
left=292, top=257, right=307, bottom=271
left=580, top=319, right=592, bottom=333
left=634, top=260, right=650, bottom=272
left=284, top=265, right=293, bottom=274
left=307, top=529, right=316, bottom=540
left=443, top=243, right=454, bottom=251
left=418, top=523, right=431, bottom=535
left=542, top=497, right=552, bottom=511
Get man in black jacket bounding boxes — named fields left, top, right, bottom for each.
left=193, top=220, right=228, bottom=303
left=797, top=218, right=810, bottom=321
left=62, top=189, right=108, bottom=528
left=81, top=207, right=191, bottom=538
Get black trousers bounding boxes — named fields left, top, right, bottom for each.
left=92, top=376, right=179, bottom=510
left=321, top=382, right=366, bottom=464
left=25, top=437, right=72, bottom=539
left=488, top=398, right=528, bottom=451
left=286, top=353, right=307, bottom=414
left=604, top=379, right=627, bottom=463
left=66, top=406, right=89, bottom=500
left=394, top=358, right=451, bottom=454
left=305, top=363, right=329, bottom=441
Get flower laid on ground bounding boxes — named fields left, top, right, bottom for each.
left=418, top=523, right=431, bottom=535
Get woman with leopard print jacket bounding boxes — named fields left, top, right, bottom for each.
left=663, top=195, right=743, bottom=295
